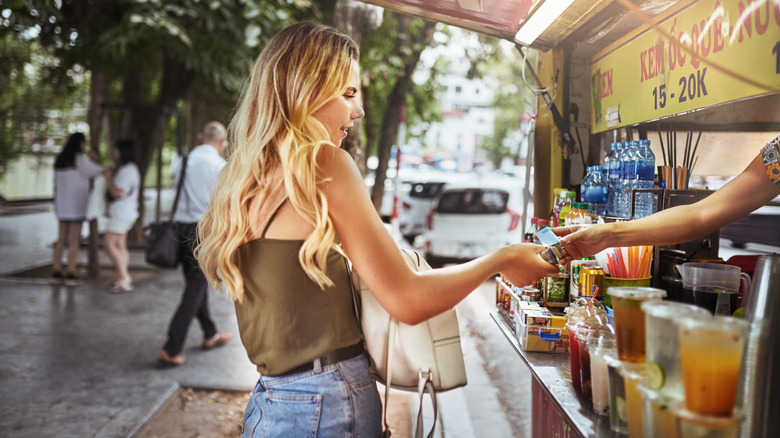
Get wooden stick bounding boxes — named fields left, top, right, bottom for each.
left=658, top=125, right=667, bottom=166
left=690, top=131, right=702, bottom=170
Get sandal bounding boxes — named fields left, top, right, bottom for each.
left=109, top=283, right=133, bottom=294
left=158, top=350, right=185, bottom=367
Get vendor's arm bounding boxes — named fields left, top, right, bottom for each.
left=321, top=146, right=559, bottom=326
left=555, top=152, right=780, bottom=262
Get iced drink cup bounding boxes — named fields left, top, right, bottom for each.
left=678, top=316, right=748, bottom=416
left=589, top=332, right=616, bottom=416
left=619, top=362, right=646, bottom=438
left=605, top=353, right=628, bottom=434
left=610, top=287, right=667, bottom=363
left=578, top=329, right=594, bottom=400
left=639, top=384, right=679, bottom=438
left=641, top=301, right=711, bottom=400
left=567, top=324, right=583, bottom=388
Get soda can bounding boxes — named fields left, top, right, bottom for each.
left=579, top=266, right=605, bottom=301
left=569, top=259, right=598, bottom=299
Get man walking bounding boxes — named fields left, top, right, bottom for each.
left=159, top=121, right=232, bottom=366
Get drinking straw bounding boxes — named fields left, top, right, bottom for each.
left=607, top=251, right=621, bottom=278
left=590, top=286, right=600, bottom=305
left=616, top=247, right=629, bottom=278
left=606, top=255, right=619, bottom=278
left=637, top=245, right=653, bottom=278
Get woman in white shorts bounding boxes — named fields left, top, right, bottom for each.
left=104, top=139, right=141, bottom=293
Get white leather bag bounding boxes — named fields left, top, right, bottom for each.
left=347, top=248, right=467, bottom=438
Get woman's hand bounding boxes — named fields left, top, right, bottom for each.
left=498, top=243, right=560, bottom=287
left=88, top=149, right=101, bottom=163
left=552, top=224, right=610, bottom=265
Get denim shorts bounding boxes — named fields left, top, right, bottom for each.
left=242, top=353, right=382, bottom=438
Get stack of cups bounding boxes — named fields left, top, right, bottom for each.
left=604, top=348, right=628, bottom=433
left=674, top=316, right=749, bottom=437
left=564, top=298, right=608, bottom=398
left=588, top=325, right=616, bottom=417
left=640, top=301, right=711, bottom=438
left=608, top=287, right=666, bottom=436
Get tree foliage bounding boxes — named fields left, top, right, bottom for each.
left=465, top=34, right=539, bottom=169
left=360, top=10, right=437, bottom=210
left=0, top=0, right=317, bottom=177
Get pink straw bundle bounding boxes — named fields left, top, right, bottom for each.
left=603, top=246, right=653, bottom=278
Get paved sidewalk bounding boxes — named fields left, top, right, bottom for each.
left=0, top=208, right=424, bottom=438
left=0, top=206, right=521, bottom=438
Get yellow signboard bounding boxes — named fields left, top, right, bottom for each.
left=590, top=0, right=780, bottom=133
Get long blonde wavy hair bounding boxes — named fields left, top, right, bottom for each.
left=196, top=22, right=359, bottom=302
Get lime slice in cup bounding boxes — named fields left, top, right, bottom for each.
left=615, top=396, right=628, bottom=423
left=646, top=361, right=665, bottom=390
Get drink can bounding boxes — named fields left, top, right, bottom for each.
left=570, top=259, right=598, bottom=299
left=580, top=267, right=606, bottom=300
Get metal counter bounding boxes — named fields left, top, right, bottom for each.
left=491, top=312, right=621, bottom=438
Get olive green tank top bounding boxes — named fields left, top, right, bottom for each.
left=234, top=200, right=361, bottom=376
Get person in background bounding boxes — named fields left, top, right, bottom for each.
left=195, top=22, right=557, bottom=436
left=51, top=132, right=103, bottom=285
left=158, top=121, right=233, bottom=366
left=104, top=139, right=141, bottom=293
left=554, top=135, right=780, bottom=263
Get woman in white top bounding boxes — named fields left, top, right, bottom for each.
left=52, top=133, right=103, bottom=285
left=104, top=139, right=141, bottom=293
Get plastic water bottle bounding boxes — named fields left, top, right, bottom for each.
left=582, top=166, right=607, bottom=217
left=633, top=139, right=657, bottom=218
left=613, top=142, right=627, bottom=217
left=617, top=141, right=638, bottom=218
left=605, top=143, right=620, bottom=216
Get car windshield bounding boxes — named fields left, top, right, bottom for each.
left=409, top=182, right=446, bottom=199
left=436, top=189, right=509, bottom=214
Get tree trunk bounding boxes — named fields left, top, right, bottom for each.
left=370, top=17, right=435, bottom=211
left=333, top=0, right=377, bottom=178
left=86, top=70, right=109, bottom=278
left=122, top=55, right=194, bottom=242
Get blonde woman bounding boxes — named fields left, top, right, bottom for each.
left=196, top=22, right=558, bottom=436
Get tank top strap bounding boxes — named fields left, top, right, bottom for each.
left=260, top=198, right=288, bottom=238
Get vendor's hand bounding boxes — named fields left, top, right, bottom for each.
left=553, top=224, right=609, bottom=264
left=499, top=243, right=560, bottom=287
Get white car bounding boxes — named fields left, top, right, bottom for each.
left=398, top=171, right=475, bottom=242
left=422, top=178, right=525, bottom=267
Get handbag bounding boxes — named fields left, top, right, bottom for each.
left=145, top=155, right=188, bottom=268
left=347, top=248, right=467, bottom=438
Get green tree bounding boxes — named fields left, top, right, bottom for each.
left=0, top=31, right=89, bottom=177
left=468, top=35, right=539, bottom=169
left=1, top=0, right=316, bottom=175
left=360, top=11, right=437, bottom=211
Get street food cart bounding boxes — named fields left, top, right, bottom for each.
left=355, top=0, right=779, bottom=436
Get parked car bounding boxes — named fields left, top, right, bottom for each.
left=422, top=178, right=525, bottom=267
left=398, top=171, right=475, bottom=243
